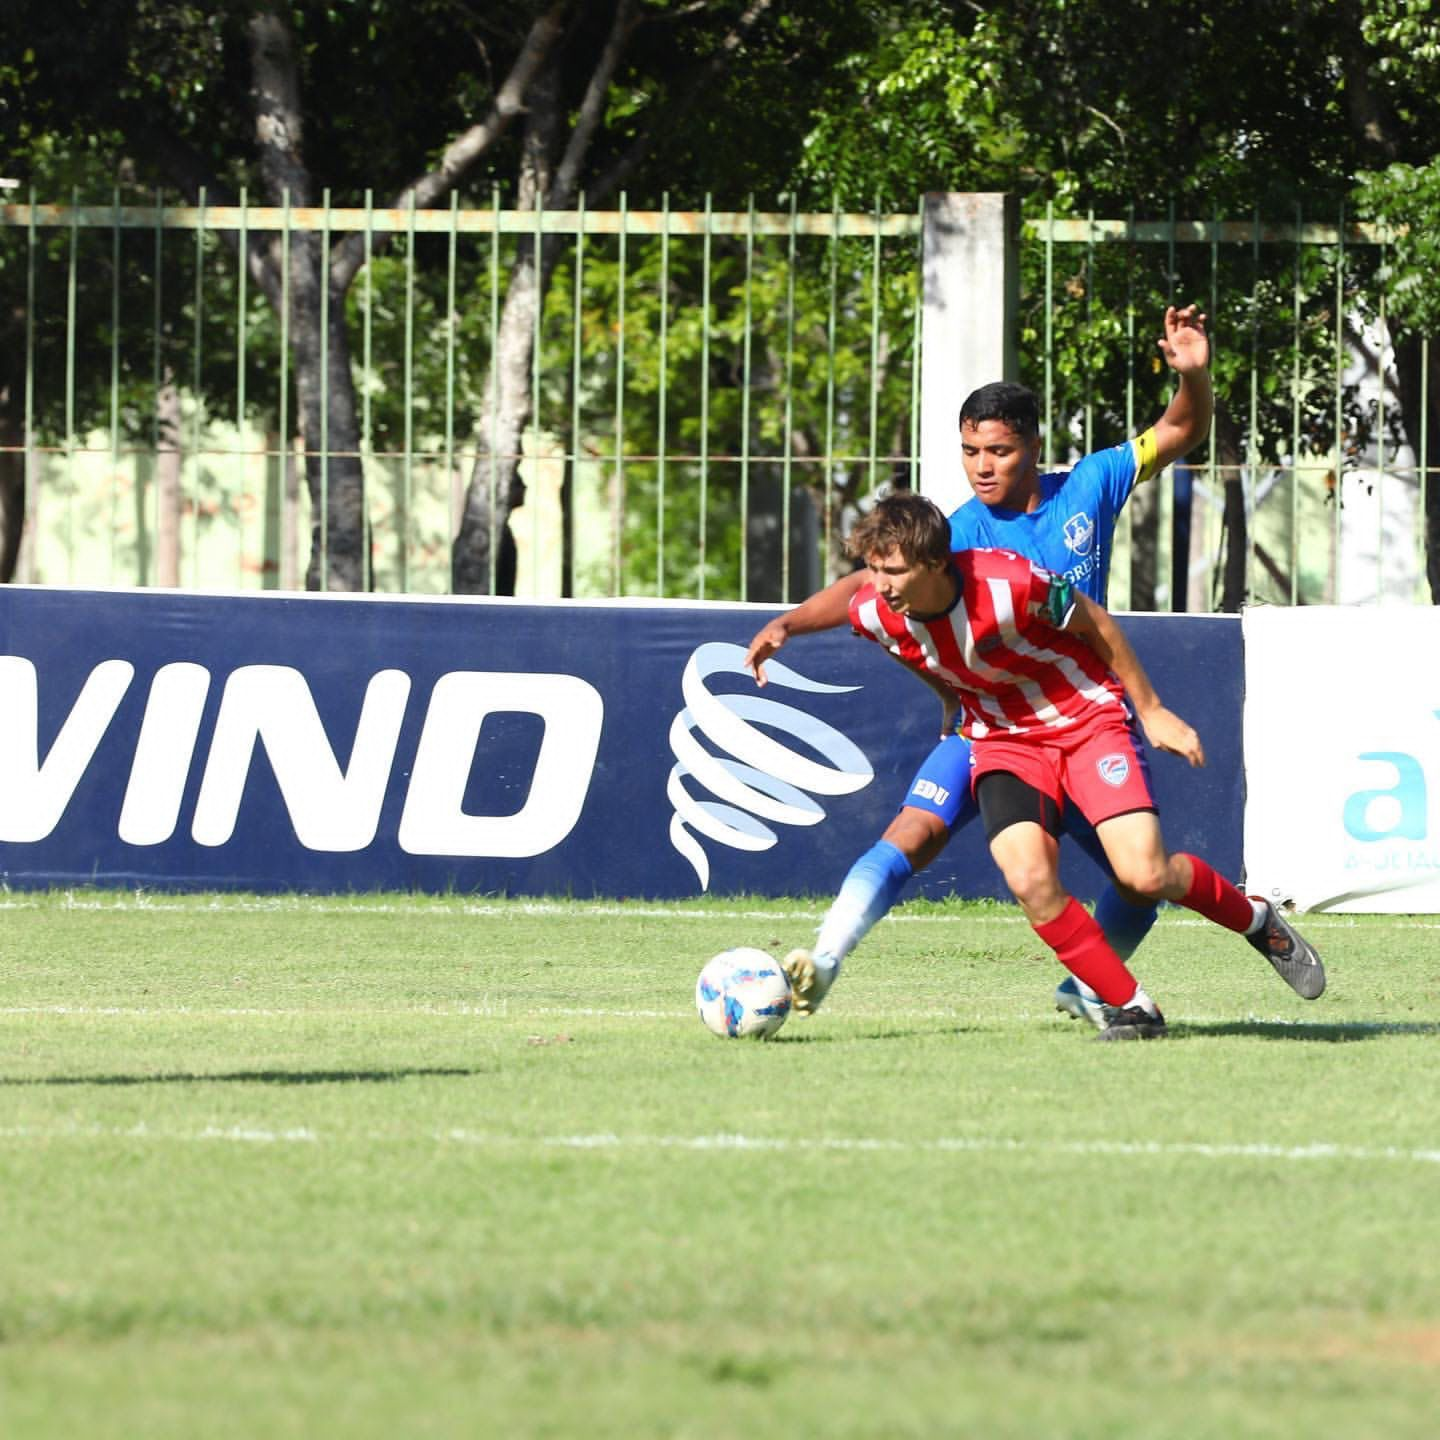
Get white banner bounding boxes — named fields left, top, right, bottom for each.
left=1244, top=606, right=1440, bottom=912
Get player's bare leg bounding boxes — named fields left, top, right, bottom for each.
left=783, top=806, right=946, bottom=1015
left=988, top=819, right=1165, bottom=1039
left=1095, top=812, right=1325, bottom=999
left=883, top=806, right=950, bottom=872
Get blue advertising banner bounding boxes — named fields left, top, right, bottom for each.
left=0, top=587, right=1241, bottom=900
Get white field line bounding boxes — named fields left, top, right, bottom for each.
left=0, top=1123, right=320, bottom=1143
left=0, top=895, right=953, bottom=924
left=0, top=1121, right=1437, bottom=1167
left=534, top=1133, right=1440, bottom=1166
left=0, top=893, right=1423, bottom=929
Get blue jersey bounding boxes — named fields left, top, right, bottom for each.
left=902, top=429, right=1163, bottom=833
left=947, top=430, right=1161, bottom=603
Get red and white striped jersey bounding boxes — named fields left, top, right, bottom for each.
left=848, top=547, right=1126, bottom=741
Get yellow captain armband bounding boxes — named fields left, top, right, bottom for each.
left=1130, top=426, right=1162, bottom=486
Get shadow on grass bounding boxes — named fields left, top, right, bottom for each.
left=1173, top=1019, right=1440, bottom=1043
left=772, top=1024, right=980, bottom=1044
left=0, top=1066, right=484, bottom=1087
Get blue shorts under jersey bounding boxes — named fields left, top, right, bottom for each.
left=900, top=432, right=1160, bottom=833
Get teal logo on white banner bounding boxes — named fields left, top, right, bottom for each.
left=1343, top=744, right=1433, bottom=843
left=1244, top=607, right=1440, bottom=913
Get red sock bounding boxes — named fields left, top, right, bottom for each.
left=1034, top=898, right=1139, bottom=1008
left=1179, top=855, right=1253, bottom=933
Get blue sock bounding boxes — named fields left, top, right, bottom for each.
left=1094, top=885, right=1158, bottom=960
left=813, top=840, right=914, bottom=973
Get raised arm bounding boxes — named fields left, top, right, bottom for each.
left=744, top=569, right=868, bottom=685
left=1149, top=304, right=1214, bottom=471
left=1064, top=593, right=1205, bottom=767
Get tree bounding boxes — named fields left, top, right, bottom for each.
left=1346, top=2, right=1440, bottom=602
left=4, top=0, right=876, bottom=591
left=790, top=0, right=1440, bottom=603
left=10, top=0, right=1440, bottom=602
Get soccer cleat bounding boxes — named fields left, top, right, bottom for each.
left=1054, top=975, right=1116, bottom=1031
left=780, top=948, right=837, bottom=1016
left=1245, top=898, right=1326, bottom=999
left=1095, top=1004, right=1168, bottom=1042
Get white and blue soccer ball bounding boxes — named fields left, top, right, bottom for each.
left=695, top=947, right=792, bottom=1039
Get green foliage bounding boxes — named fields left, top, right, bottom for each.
left=1359, top=0, right=1440, bottom=77
left=8, top=0, right=1440, bottom=598
left=791, top=0, right=1373, bottom=216
left=531, top=223, right=919, bottom=599
left=795, top=6, right=1040, bottom=207
left=1354, top=158, right=1440, bottom=336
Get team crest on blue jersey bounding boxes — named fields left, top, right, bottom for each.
left=1063, top=511, right=1095, bottom=557
left=1097, top=753, right=1129, bottom=787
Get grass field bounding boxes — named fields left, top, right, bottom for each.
left=3, top=890, right=1439, bottom=1438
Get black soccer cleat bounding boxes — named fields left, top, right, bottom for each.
left=1096, top=1004, right=1168, bottom=1042
left=1245, top=898, right=1326, bottom=1000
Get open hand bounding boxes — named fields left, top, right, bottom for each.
left=744, top=621, right=789, bottom=685
left=1141, top=705, right=1205, bottom=767
left=1158, top=304, right=1209, bottom=375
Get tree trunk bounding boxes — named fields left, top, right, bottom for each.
left=156, top=372, right=182, bottom=587
left=1214, top=412, right=1248, bottom=612
left=289, top=239, right=366, bottom=591
left=1391, top=334, right=1440, bottom=603
left=282, top=432, right=302, bottom=591
left=451, top=52, right=570, bottom=597
left=449, top=0, right=765, bottom=594
left=1217, top=474, right=1248, bottom=611
left=249, top=9, right=365, bottom=591
left=453, top=245, right=539, bottom=594
left=0, top=407, right=24, bottom=583
left=1127, top=473, right=1159, bottom=610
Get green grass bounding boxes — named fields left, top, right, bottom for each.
left=3, top=891, right=1439, bottom=1438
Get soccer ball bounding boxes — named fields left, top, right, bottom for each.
left=695, top=947, right=792, bottom=1039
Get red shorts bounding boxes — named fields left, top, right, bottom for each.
left=970, top=716, right=1156, bottom=828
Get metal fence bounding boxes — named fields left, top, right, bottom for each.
left=1027, top=207, right=1432, bottom=610
left=0, top=191, right=923, bottom=602
left=0, top=192, right=1429, bottom=606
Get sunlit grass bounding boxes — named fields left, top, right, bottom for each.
left=3, top=892, right=1438, bottom=1438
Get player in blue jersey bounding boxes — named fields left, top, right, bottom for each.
left=743, top=304, right=1213, bottom=1022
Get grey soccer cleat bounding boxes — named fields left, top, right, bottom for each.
left=1246, top=898, right=1326, bottom=1000
left=1096, top=1004, right=1168, bottom=1042
left=780, top=948, right=837, bottom=1016
left=1054, top=975, right=1116, bottom=1031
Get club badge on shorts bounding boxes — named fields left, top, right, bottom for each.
left=1097, top=753, right=1130, bottom=787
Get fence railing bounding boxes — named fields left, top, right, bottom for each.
left=1025, top=207, right=1432, bottom=609
left=0, top=193, right=1431, bottom=607
left=0, top=192, right=923, bottom=602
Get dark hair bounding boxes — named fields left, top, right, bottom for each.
left=959, top=381, right=1040, bottom=440
left=845, top=492, right=952, bottom=568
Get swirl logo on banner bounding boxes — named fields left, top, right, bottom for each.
left=667, top=642, right=874, bottom=891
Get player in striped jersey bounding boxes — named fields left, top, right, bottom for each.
left=745, top=306, right=1211, bottom=1022
left=840, top=493, right=1323, bottom=1039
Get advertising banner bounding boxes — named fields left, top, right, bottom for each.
left=1244, top=605, right=1440, bottom=912
left=0, top=588, right=1241, bottom=901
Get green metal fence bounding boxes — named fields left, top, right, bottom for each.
left=0, top=191, right=923, bottom=602
left=1026, top=207, right=1432, bottom=610
left=0, top=193, right=1430, bottom=606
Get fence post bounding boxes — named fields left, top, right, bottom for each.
left=920, top=193, right=1017, bottom=514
